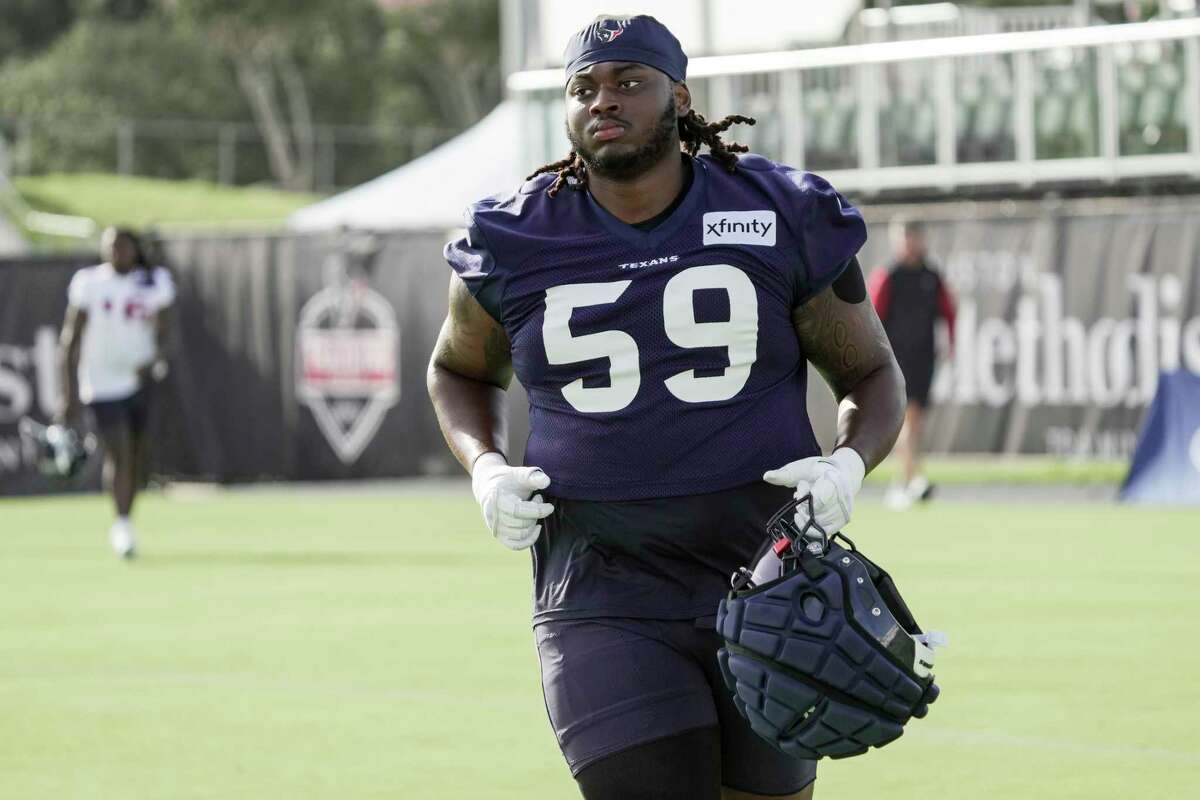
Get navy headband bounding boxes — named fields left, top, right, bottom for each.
left=564, top=15, right=687, bottom=83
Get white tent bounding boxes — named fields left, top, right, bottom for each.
left=288, top=101, right=529, bottom=232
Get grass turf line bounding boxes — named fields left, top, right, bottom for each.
left=1, top=490, right=1196, bottom=799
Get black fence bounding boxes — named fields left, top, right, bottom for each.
left=4, top=197, right=1198, bottom=494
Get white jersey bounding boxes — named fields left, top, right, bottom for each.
left=67, top=263, right=176, bottom=403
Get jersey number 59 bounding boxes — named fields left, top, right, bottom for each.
left=542, top=264, right=758, bottom=413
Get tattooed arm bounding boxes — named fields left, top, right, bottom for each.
left=792, top=276, right=905, bottom=473
left=426, top=274, right=514, bottom=472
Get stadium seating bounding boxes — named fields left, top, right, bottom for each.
left=958, top=67, right=1016, bottom=163
left=1119, top=42, right=1188, bottom=155
left=1034, top=54, right=1099, bottom=159
left=802, top=73, right=859, bottom=171
left=879, top=65, right=937, bottom=167
left=686, top=30, right=1195, bottom=177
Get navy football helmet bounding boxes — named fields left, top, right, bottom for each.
left=717, top=495, right=943, bottom=760
left=18, top=418, right=96, bottom=479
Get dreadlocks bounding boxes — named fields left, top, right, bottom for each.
left=101, top=226, right=152, bottom=278
left=527, top=109, right=756, bottom=197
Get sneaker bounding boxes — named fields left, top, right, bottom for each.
left=907, top=475, right=935, bottom=503
left=884, top=484, right=913, bottom=510
left=109, top=520, right=137, bottom=559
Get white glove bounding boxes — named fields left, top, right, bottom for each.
left=763, top=448, right=866, bottom=538
left=471, top=452, right=555, bottom=550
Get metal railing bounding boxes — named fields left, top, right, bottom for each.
left=507, top=18, right=1200, bottom=197
left=848, top=2, right=1088, bottom=44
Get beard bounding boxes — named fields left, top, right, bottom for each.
left=567, top=97, right=679, bottom=181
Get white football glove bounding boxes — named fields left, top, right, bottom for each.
left=763, top=448, right=866, bottom=538
left=471, top=452, right=555, bottom=550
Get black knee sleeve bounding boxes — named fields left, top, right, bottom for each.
left=575, top=727, right=722, bottom=800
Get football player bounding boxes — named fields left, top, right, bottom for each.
left=58, top=227, right=174, bottom=558
left=427, top=16, right=905, bottom=800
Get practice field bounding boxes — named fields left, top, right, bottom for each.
left=2, top=486, right=1197, bottom=799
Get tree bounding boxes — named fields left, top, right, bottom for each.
left=0, top=0, right=495, bottom=187
left=0, top=16, right=249, bottom=177
left=0, top=0, right=76, bottom=62
left=75, top=0, right=157, bottom=20
left=165, top=0, right=383, bottom=190
left=378, top=0, right=502, bottom=132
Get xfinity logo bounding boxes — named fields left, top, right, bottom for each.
left=703, top=211, right=776, bottom=246
left=619, top=254, right=679, bottom=270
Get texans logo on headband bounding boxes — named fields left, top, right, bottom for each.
left=596, top=21, right=626, bottom=43
left=565, top=15, right=687, bottom=83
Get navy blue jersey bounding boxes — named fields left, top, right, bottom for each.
left=445, top=154, right=866, bottom=501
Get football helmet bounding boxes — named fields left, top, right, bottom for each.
left=18, top=418, right=96, bottom=479
left=716, top=495, right=943, bottom=760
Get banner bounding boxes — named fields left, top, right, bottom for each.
left=0, top=234, right=465, bottom=495
left=1119, top=370, right=1200, bottom=504
left=153, top=230, right=464, bottom=484
left=0, top=256, right=102, bottom=495
left=858, top=201, right=1200, bottom=458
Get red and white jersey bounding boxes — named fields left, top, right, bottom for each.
left=67, top=263, right=175, bottom=403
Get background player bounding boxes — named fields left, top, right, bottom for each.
left=868, top=219, right=956, bottom=508
left=58, top=227, right=175, bottom=558
left=427, top=15, right=905, bottom=800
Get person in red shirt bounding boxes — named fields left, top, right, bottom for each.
left=868, top=219, right=956, bottom=507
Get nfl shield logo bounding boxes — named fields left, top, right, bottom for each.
left=296, top=244, right=399, bottom=465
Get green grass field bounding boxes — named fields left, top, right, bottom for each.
left=864, top=455, right=1128, bottom=486
left=11, top=173, right=320, bottom=235
left=2, top=487, right=1197, bottom=799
